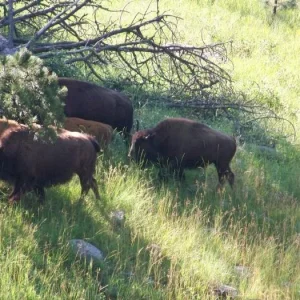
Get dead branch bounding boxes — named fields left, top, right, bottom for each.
left=0, top=0, right=232, bottom=96
left=166, top=93, right=296, bottom=141
left=7, top=0, right=14, bottom=48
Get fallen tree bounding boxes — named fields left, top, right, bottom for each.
left=166, top=90, right=296, bottom=144
left=0, top=0, right=232, bottom=95
left=0, top=1, right=295, bottom=144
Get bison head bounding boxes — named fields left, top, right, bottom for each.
left=128, top=130, right=158, bottom=164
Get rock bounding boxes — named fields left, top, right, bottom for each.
left=213, top=284, right=238, bottom=299
left=145, top=276, right=155, bottom=286
left=69, top=239, right=104, bottom=262
left=110, top=210, right=125, bottom=228
left=104, top=286, right=118, bottom=299
left=234, top=265, right=251, bottom=278
left=146, top=243, right=163, bottom=261
left=122, top=271, right=135, bottom=280
left=146, top=243, right=161, bottom=253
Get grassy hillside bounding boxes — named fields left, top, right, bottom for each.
left=1, top=0, right=300, bottom=299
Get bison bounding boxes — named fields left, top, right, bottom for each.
left=0, top=125, right=100, bottom=204
left=64, top=117, right=113, bottom=148
left=0, top=119, right=42, bottom=137
left=58, top=77, right=133, bottom=136
left=128, top=118, right=236, bottom=188
left=0, top=119, right=20, bottom=136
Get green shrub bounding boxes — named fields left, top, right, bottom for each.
left=0, top=48, right=66, bottom=140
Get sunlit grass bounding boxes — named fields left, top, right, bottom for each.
left=0, top=130, right=299, bottom=298
left=1, top=0, right=300, bottom=299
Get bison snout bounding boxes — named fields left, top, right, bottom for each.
left=128, top=143, right=135, bottom=159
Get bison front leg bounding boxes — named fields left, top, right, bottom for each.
left=79, top=175, right=100, bottom=202
left=215, top=163, right=235, bottom=191
left=34, top=186, right=46, bottom=204
left=226, top=167, right=235, bottom=188
left=8, top=178, right=25, bottom=204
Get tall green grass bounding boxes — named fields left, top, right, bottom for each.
left=1, top=107, right=299, bottom=299
left=1, top=0, right=300, bottom=299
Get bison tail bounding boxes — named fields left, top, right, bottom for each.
left=89, top=137, right=100, bottom=153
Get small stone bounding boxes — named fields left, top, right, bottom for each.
left=121, top=271, right=135, bottom=283
left=69, top=239, right=104, bottom=262
left=145, top=276, right=155, bottom=286
left=146, top=243, right=161, bottom=252
left=104, top=286, right=118, bottom=299
left=234, top=265, right=251, bottom=278
left=213, top=284, right=238, bottom=299
left=110, top=210, right=125, bottom=228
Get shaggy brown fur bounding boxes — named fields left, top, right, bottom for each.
left=0, top=126, right=100, bottom=204
left=64, top=117, right=113, bottom=147
left=0, top=119, right=41, bottom=137
left=0, top=119, right=21, bottom=136
left=128, top=118, right=237, bottom=188
left=58, top=77, right=133, bottom=136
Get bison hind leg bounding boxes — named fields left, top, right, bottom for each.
left=8, top=177, right=29, bottom=204
left=226, top=168, right=235, bottom=187
left=91, top=177, right=100, bottom=200
left=79, top=175, right=100, bottom=201
left=215, top=163, right=235, bottom=190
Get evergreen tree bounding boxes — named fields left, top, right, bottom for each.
left=0, top=48, right=66, bottom=140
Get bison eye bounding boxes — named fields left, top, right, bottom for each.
left=143, top=133, right=154, bottom=140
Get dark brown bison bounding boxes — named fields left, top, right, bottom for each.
left=128, top=118, right=236, bottom=188
left=0, top=119, right=23, bottom=136
left=0, top=126, right=100, bottom=204
left=58, top=77, right=133, bottom=136
left=64, top=117, right=113, bottom=148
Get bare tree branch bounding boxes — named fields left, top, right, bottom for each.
left=7, top=0, right=14, bottom=48
left=25, top=0, right=84, bottom=49
left=1, top=0, right=232, bottom=96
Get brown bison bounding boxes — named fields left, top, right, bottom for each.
left=0, top=119, right=42, bottom=136
left=64, top=117, right=113, bottom=147
left=0, top=119, right=20, bottom=135
left=128, top=118, right=236, bottom=188
left=58, top=77, right=133, bottom=136
left=0, top=126, right=100, bottom=204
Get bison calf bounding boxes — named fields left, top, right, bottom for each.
left=0, top=126, right=100, bottom=204
left=128, top=118, right=236, bottom=188
left=64, top=117, right=113, bottom=148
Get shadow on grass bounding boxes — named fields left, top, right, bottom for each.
left=146, top=139, right=300, bottom=244
left=0, top=176, right=171, bottom=299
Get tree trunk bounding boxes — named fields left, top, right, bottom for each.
left=273, top=0, right=278, bottom=15
left=8, top=0, right=14, bottom=48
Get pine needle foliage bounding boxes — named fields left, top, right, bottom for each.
left=0, top=48, right=66, bottom=140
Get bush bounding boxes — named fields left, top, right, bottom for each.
left=0, top=48, right=66, bottom=139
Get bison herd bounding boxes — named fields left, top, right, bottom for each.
left=0, top=77, right=237, bottom=204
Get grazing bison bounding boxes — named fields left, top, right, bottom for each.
left=64, top=117, right=113, bottom=147
left=58, top=77, right=133, bottom=136
left=0, top=119, right=20, bottom=136
left=0, top=119, right=42, bottom=137
left=0, top=126, right=100, bottom=204
left=128, top=118, right=236, bottom=188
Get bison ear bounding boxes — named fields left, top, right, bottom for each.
left=144, top=132, right=155, bottom=140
